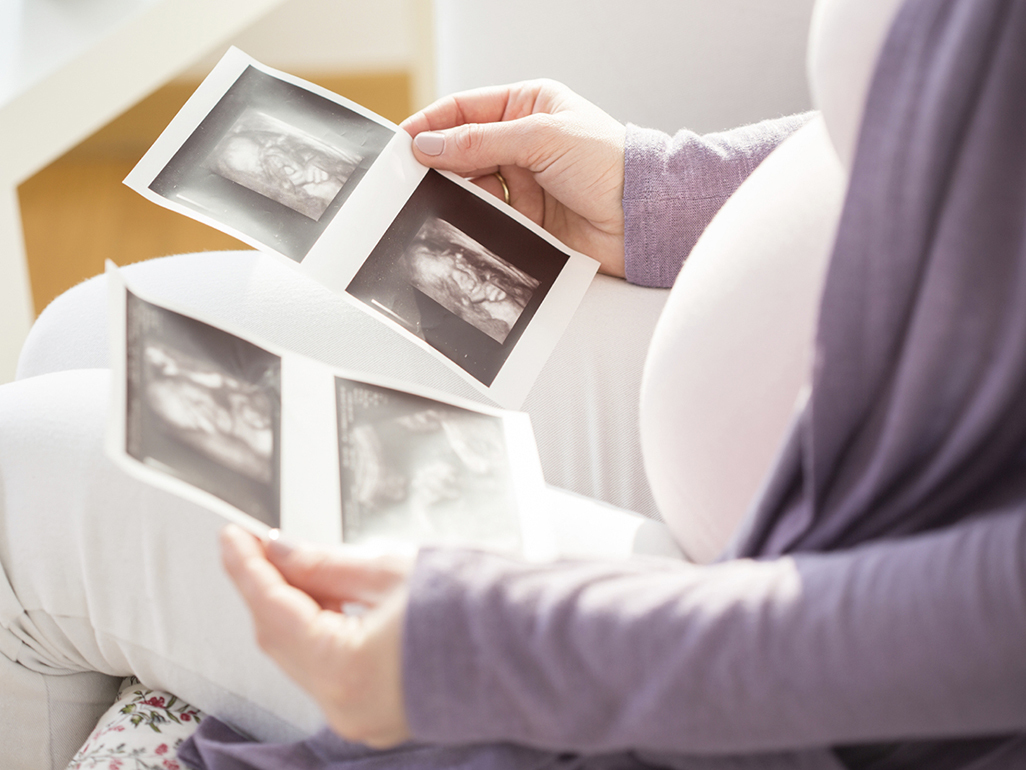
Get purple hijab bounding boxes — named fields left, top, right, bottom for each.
left=181, top=0, right=1026, bottom=768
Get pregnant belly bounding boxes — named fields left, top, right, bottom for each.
left=640, top=117, right=846, bottom=563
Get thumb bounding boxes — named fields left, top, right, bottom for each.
left=265, top=533, right=411, bottom=608
left=220, top=525, right=325, bottom=653
left=411, top=114, right=565, bottom=176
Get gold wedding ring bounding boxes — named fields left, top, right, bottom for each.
left=494, top=171, right=511, bottom=205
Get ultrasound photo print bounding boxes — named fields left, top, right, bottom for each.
left=346, top=170, right=568, bottom=387
left=125, top=291, right=282, bottom=526
left=148, top=65, right=394, bottom=262
left=207, top=110, right=360, bottom=221
left=336, top=379, right=521, bottom=552
left=405, top=218, right=540, bottom=344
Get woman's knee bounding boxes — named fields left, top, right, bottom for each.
left=0, top=369, right=320, bottom=741
left=16, top=251, right=269, bottom=381
left=16, top=275, right=109, bottom=380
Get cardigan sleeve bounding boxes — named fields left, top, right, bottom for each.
left=623, top=113, right=815, bottom=288
left=401, top=507, right=1026, bottom=756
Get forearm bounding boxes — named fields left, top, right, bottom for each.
left=623, top=113, right=815, bottom=288
left=402, top=508, right=1026, bottom=755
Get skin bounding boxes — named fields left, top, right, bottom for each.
left=400, top=79, right=628, bottom=278
left=221, top=525, right=413, bottom=747
left=222, top=79, right=630, bottom=747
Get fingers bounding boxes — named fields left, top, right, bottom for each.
left=402, top=79, right=628, bottom=273
left=220, top=525, right=326, bottom=655
left=410, top=112, right=568, bottom=176
left=220, top=525, right=411, bottom=748
left=402, top=80, right=574, bottom=176
left=400, top=81, right=549, bottom=137
left=469, top=173, right=511, bottom=204
left=401, top=87, right=508, bottom=137
left=264, top=532, right=412, bottom=609
left=221, top=526, right=365, bottom=699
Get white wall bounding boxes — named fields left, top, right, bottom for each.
left=184, top=0, right=418, bottom=77
left=186, top=0, right=818, bottom=134
left=434, top=0, right=817, bottom=134
left=182, top=0, right=437, bottom=110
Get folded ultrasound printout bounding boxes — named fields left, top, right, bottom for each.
left=105, top=264, right=555, bottom=560
left=123, top=48, right=599, bottom=409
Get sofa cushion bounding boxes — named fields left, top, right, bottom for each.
left=66, top=677, right=204, bottom=770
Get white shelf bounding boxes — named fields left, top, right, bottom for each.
left=1, top=0, right=161, bottom=109
left=0, top=0, right=286, bottom=382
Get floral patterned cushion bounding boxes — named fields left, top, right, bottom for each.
left=66, top=677, right=204, bottom=770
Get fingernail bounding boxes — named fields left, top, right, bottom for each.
left=221, top=524, right=245, bottom=547
left=267, top=528, right=297, bottom=559
left=414, top=131, right=445, bottom=156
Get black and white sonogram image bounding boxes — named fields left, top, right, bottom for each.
left=125, top=290, right=282, bottom=526
left=336, top=379, right=521, bottom=552
left=207, top=110, right=361, bottom=221
left=346, top=170, right=568, bottom=386
left=404, top=218, right=540, bottom=344
left=149, top=65, right=394, bottom=261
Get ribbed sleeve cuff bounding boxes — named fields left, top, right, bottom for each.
left=623, top=124, right=716, bottom=288
left=623, top=114, right=815, bottom=289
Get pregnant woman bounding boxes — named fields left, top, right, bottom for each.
left=1, top=0, right=1024, bottom=768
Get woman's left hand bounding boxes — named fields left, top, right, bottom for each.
left=220, top=524, right=413, bottom=747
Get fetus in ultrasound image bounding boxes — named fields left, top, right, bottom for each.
left=336, top=379, right=520, bottom=551
left=126, top=292, right=282, bottom=526
left=403, top=217, right=540, bottom=344
left=208, top=110, right=361, bottom=221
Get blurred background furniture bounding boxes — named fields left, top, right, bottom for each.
left=0, top=0, right=294, bottom=382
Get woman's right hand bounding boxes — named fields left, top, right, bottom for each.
left=221, top=526, right=413, bottom=748
left=401, top=80, right=628, bottom=277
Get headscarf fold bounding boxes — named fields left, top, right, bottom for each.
left=735, top=0, right=1026, bottom=557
